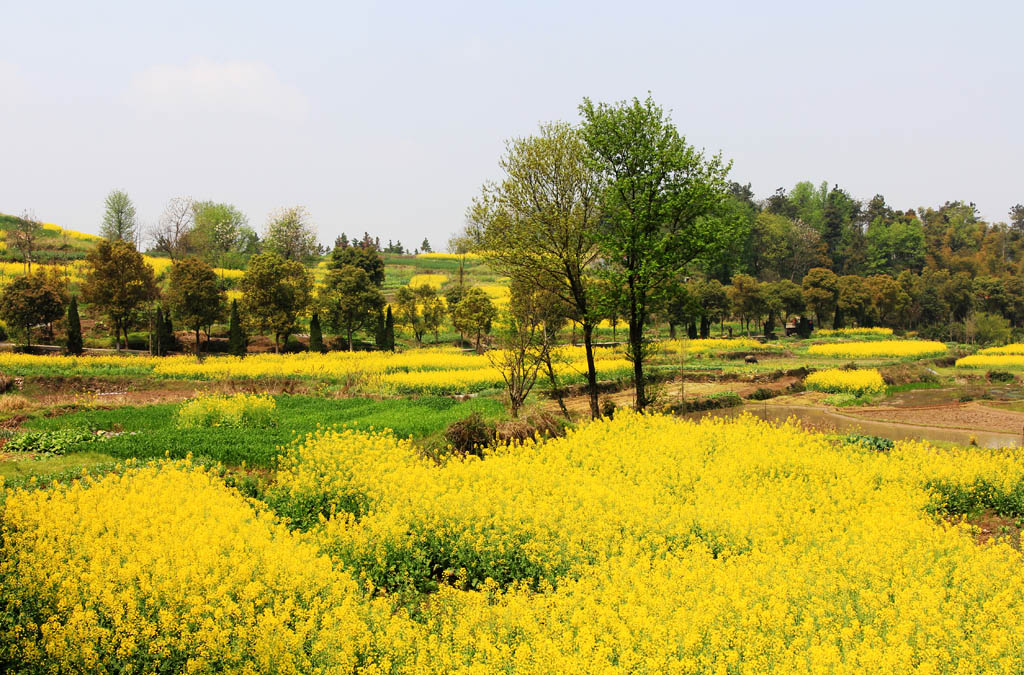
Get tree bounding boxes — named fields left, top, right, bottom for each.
left=101, top=190, right=138, bottom=243
left=580, top=95, right=733, bottom=409
left=837, top=275, right=871, bottom=328
left=454, top=287, right=496, bottom=352
left=66, top=295, right=83, bottom=355
left=308, top=312, right=325, bottom=353
left=239, top=252, right=312, bottom=353
left=191, top=201, right=251, bottom=264
left=374, top=307, right=387, bottom=349
left=394, top=284, right=443, bottom=344
left=0, top=274, right=64, bottom=348
left=165, top=258, right=225, bottom=361
left=420, top=238, right=432, bottom=253
left=470, top=122, right=603, bottom=416
left=801, top=267, right=839, bottom=329
left=488, top=305, right=550, bottom=419
left=150, top=197, right=195, bottom=261
left=321, top=265, right=384, bottom=351
left=384, top=305, right=395, bottom=351
left=329, top=243, right=385, bottom=286
left=10, top=211, right=43, bottom=273
left=727, top=274, right=762, bottom=336
left=263, top=207, right=318, bottom=261
left=81, top=240, right=157, bottom=352
left=227, top=299, right=246, bottom=356
left=1010, top=204, right=1024, bottom=235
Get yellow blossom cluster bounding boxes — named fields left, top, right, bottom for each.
left=978, top=343, right=1024, bottom=355
left=415, top=252, right=482, bottom=260
left=805, top=368, right=887, bottom=396
left=176, top=393, right=278, bottom=429
left=955, top=354, right=1024, bottom=369
left=0, top=461, right=393, bottom=673
left=266, top=413, right=1024, bottom=672
left=808, top=340, right=947, bottom=359
left=408, top=274, right=448, bottom=289
left=660, top=337, right=783, bottom=355
left=815, top=327, right=894, bottom=337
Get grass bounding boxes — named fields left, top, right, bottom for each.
left=0, top=451, right=119, bottom=487
left=21, top=395, right=506, bottom=468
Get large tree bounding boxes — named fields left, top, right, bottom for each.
left=470, top=122, right=603, bottom=417
left=164, top=257, right=225, bottom=361
left=101, top=190, right=139, bottom=243
left=321, top=265, right=384, bottom=351
left=239, top=252, right=312, bottom=352
left=0, top=274, right=65, bottom=348
left=81, top=240, right=157, bottom=352
left=579, top=95, right=733, bottom=410
left=329, top=242, right=385, bottom=286
left=192, top=201, right=253, bottom=265
left=10, top=211, right=43, bottom=273
left=262, top=206, right=318, bottom=261
left=454, top=287, right=496, bottom=352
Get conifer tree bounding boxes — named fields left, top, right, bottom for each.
left=374, top=307, right=386, bottom=349
left=308, top=312, right=325, bottom=353
left=163, top=311, right=175, bottom=352
left=66, top=295, right=83, bottom=355
left=151, top=305, right=164, bottom=355
left=227, top=299, right=246, bottom=356
left=384, top=305, right=395, bottom=351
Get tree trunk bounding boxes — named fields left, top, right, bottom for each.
left=700, top=317, right=710, bottom=339
left=582, top=320, right=599, bottom=419
left=630, top=317, right=646, bottom=411
left=274, top=332, right=281, bottom=354
left=348, top=328, right=354, bottom=352
left=668, top=321, right=676, bottom=339
left=195, top=327, right=202, bottom=362
left=114, top=320, right=121, bottom=353
left=687, top=321, right=697, bottom=339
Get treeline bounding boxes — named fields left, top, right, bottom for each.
left=0, top=233, right=498, bottom=359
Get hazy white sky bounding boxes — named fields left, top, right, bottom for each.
left=2, top=0, right=1021, bottom=248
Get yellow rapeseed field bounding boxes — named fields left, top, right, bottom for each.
left=408, top=274, right=447, bottom=289
left=6, top=414, right=1024, bottom=671
left=805, top=368, right=887, bottom=395
left=978, top=344, right=1024, bottom=355
left=955, top=354, right=1024, bottom=369
left=808, top=340, right=947, bottom=359
left=815, top=327, right=894, bottom=337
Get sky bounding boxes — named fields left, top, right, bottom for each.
left=2, top=0, right=1022, bottom=249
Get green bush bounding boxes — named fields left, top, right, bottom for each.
left=175, top=394, right=278, bottom=429
left=5, top=428, right=99, bottom=455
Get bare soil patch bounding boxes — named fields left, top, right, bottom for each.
left=846, top=402, right=1024, bottom=435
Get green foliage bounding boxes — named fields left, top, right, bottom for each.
left=308, top=312, right=325, bottom=353
left=970, top=312, right=1012, bottom=346
left=164, top=257, right=225, bottom=358
left=262, top=206, right=318, bottom=261
left=175, top=394, right=278, bottom=429
left=239, top=252, right=312, bottom=352
left=384, top=305, right=395, bottom=351
left=0, top=274, right=64, bottom=347
left=23, top=395, right=505, bottom=468
left=579, top=95, right=733, bottom=409
left=81, top=240, right=158, bottom=351
left=321, top=265, right=384, bottom=351
left=227, top=299, right=246, bottom=356
left=191, top=201, right=252, bottom=261
left=5, top=428, right=99, bottom=455
left=329, top=244, right=385, bottom=286
left=100, top=189, right=137, bottom=242
left=453, top=287, right=496, bottom=350
left=836, top=433, right=895, bottom=452
left=374, top=307, right=386, bottom=350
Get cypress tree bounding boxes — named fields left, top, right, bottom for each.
left=66, top=295, right=83, bottom=355
left=374, top=307, right=386, bottom=349
left=384, top=305, right=395, bottom=351
left=163, top=311, right=175, bottom=353
left=227, top=299, right=246, bottom=356
left=152, top=306, right=164, bottom=355
left=308, top=312, right=325, bottom=353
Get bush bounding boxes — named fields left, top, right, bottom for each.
left=988, top=370, right=1016, bottom=383
left=175, top=394, right=278, bottom=429
left=667, top=392, right=743, bottom=414
left=4, top=428, right=98, bottom=455
left=746, top=387, right=779, bottom=401
left=444, top=412, right=495, bottom=457
left=836, top=433, right=894, bottom=452
left=971, top=312, right=1012, bottom=347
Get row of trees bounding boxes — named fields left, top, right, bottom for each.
left=0, top=234, right=502, bottom=358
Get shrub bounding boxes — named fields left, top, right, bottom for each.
left=4, top=428, right=98, bottom=455
left=175, top=393, right=277, bottom=429
left=747, top=387, right=779, bottom=401
left=444, top=412, right=495, bottom=457
left=988, top=370, right=1016, bottom=383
